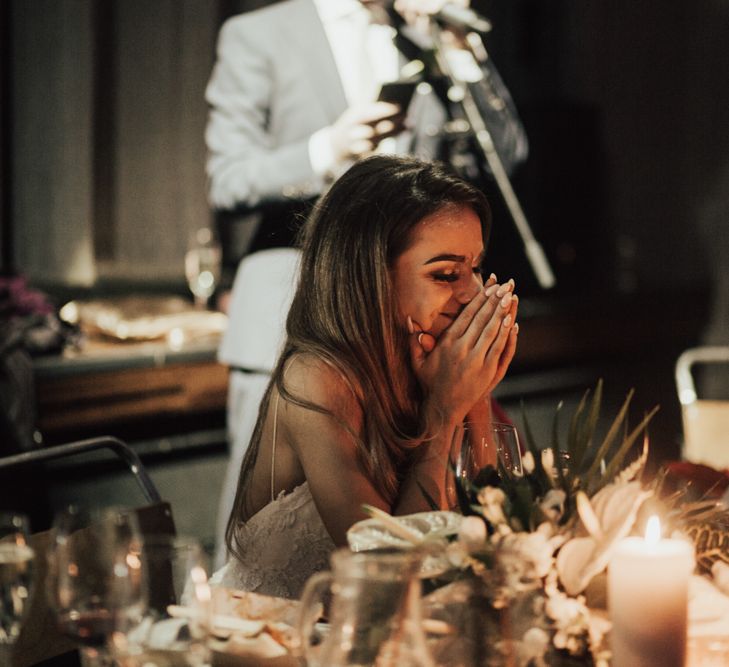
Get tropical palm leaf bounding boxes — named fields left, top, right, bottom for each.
left=583, top=388, right=635, bottom=489
left=598, top=406, right=660, bottom=489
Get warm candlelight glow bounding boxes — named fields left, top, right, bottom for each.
left=645, top=515, right=661, bottom=545
left=610, top=513, right=695, bottom=667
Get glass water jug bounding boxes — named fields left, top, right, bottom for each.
left=297, top=548, right=435, bottom=667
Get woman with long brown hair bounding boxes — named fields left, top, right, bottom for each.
left=215, top=154, right=518, bottom=598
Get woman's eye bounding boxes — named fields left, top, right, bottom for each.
left=432, top=272, right=459, bottom=283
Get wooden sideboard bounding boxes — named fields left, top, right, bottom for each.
left=23, top=338, right=231, bottom=549
left=33, top=338, right=229, bottom=447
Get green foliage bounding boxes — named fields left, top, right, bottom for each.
left=459, top=381, right=659, bottom=531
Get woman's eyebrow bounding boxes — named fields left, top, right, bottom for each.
left=424, top=253, right=466, bottom=264
left=424, top=250, right=485, bottom=265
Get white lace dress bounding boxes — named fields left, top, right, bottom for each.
left=213, top=387, right=337, bottom=598
left=213, top=482, right=336, bottom=599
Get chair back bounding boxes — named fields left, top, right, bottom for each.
left=218, top=248, right=301, bottom=373
left=676, top=346, right=729, bottom=467
left=0, top=437, right=172, bottom=666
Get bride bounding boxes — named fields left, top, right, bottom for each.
left=215, top=154, right=519, bottom=598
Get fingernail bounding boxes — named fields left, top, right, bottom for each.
left=417, top=333, right=424, bottom=346
left=407, top=316, right=414, bottom=334
left=503, top=313, right=512, bottom=327
left=489, top=273, right=497, bottom=282
left=500, top=293, right=513, bottom=308
left=514, top=322, right=520, bottom=335
left=485, top=284, right=498, bottom=297
left=512, top=294, right=519, bottom=306
left=497, top=279, right=516, bottom=298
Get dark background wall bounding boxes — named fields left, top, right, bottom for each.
left=481, top=0, right=726, bottom=298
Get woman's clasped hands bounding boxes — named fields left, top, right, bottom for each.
left=408, top=275, right=518, bottom=424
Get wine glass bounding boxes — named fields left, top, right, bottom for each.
left=491, top=422, right=523, bottom=479
left=0, top=512, right=35, bottom=656
left=116, top=534, right=211, bottom=667
left=448, top=421, right=524, bottom=507
left=184, top=228, right=222, bottom=309
left=47, top=506, right=146, bottom=666
left=447, top=422, right=494, bottom=510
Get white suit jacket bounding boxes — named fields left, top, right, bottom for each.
left=204, top=0, right=462, bottom=212
left=205, top=0, right=352, bottom=211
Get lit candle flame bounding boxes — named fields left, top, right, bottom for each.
left=645, top=515, right=661, bottom=545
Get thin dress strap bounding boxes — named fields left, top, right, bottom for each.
left=270, top=390, right=281, bottom=503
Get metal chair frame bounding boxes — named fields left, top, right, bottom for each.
left=676, top=346, right=729, bottom=406
left=675, top=346, right=729, bottom=466
left=0, top=435, right=161, bottom=504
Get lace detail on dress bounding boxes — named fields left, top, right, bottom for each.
left=216, top=482, right=336, bottom=599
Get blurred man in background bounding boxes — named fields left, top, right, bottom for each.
left=205, top=0, right=528, bottom=270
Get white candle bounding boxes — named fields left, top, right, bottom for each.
left=608, top=516, right=695, bottom=667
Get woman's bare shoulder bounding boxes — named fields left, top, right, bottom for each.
left=281, top=353, right=362, bottom=421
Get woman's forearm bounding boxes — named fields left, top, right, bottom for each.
left=394, top=395, right=496, bottom=514
left=466, top=394, right=497, bottom=469
left=394, top=402, right=459, bottom=514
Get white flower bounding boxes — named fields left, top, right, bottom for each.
left=457, top=516, right=487, bottom=550
left=548, top=595, right=589, bottom=649
left=541, top=448, right=556, bottom=483
left=545, top=588, right=592, bottom=656
left=521, top=533, right=554, bottom=579
left=556, top=481, right=652, bottom=595
left=499, top=522, right=562, bottom=582
left=539, top=489, right=566, bottom=523
left=518, top=627, right=550, bottom=667
left=546, top=592, right=586, bottom=625
left=477, top=485, right=505, bottom=507
left=477, top=486, right=509, bottom=526
left=522, top=450, right=535, bottom=474
left=587, top=614, right=612, bottom=655
left=446, top=540, right=470, bottom=568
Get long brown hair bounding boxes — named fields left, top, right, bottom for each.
left=226, top=155, right=491, bottom=558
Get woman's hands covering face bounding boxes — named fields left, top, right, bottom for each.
left=407, top=275, right=518, bottom=422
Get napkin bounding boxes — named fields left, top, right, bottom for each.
left=689, top=574, right=729, bottom=637
left=209, top=587, right=300, bottom=661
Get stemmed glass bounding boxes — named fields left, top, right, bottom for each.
left=0, top=512, right=35, bottom=658
left=491, top=422, right=524, bottom=478
left=184, top=228, right=222, bottom=310
left=47, top=506, right=146, bottom=666
left=117, top=535, right=211, bottom=667
left=448, top=421, right=524, bottom=508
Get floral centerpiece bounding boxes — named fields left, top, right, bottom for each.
left=355, top=381, right=729, bottom=667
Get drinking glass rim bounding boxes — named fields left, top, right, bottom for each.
left=491, top=421, right=517, bottom=433
left=330, top=546, right=423, bottom=576
left=459, top=421, right=517, bottom=430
